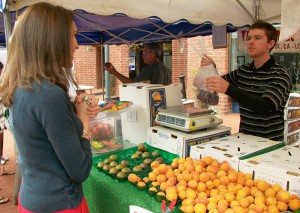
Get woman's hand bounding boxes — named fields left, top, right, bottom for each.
left=85, top=96, right=100, bottom=118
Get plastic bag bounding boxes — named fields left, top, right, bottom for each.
left=193, top=64, right=219, bottom=105
left=190, top=39, right=219, bottom=105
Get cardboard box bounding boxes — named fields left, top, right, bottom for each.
left=284, top=107, right=300, bottom=120
left=239, top=145, right=300, bottom=196
left=147, top=125, right=231, bottom=158
left=284, top=118, right=300, bottom=145
left=285, top=92, right=300, bottom=107
left=284, top=130, right=300, bottom=145
left=190, top=133, right=285, bottom=171
left=119, top=83, right=183, bottom=144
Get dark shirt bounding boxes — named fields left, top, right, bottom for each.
left=222, top=57, right=292, bottom=141
left=134, top=61, right=172, bottom=85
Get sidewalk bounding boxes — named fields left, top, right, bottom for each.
left=0, top=113, right=240, bottom=213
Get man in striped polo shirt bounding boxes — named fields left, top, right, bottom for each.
left=201, top=20, right=292, bottom=141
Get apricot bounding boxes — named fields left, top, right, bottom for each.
left=197, top=182, right=207, bottom=192
left=276, top=190, right=291, bottom=203
left=277, top=201, right=288, bottom=211
left=194, top=203, right=206, bottom=213
left=201, top=156, right=213, bottom=166
left=199, top=172, right=210, bottom=183
left=267, top=205, right=279, bottom=213
left=186, top=188, right=197, bottom=199
left=207, top=201, right=217, bottom=211
left=188, top=179, right=198, bottom=190
left=256, top=180, right=270, bottom=192
left=156, top=174, right=166, bottom=184
left=288, top=199, right=300, bottom=211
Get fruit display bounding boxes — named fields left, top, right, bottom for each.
left=98, top=101, right=132, bottom=113
left=94, top=144, right=300, bottom=212
left=95, top=143, right=178, bottom=183
left=129, top=155, right=299, bottom=213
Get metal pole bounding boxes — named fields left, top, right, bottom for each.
left=3, top=8, right=13, bottom=47
left=179, top=73, right=186, bottom=100
left=104, top=44, right=111, bottom=101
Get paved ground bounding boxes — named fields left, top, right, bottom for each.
left=0, top=113, right=240, bottom=213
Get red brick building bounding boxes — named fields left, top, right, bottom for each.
left=73, top=35, right=233, bottom=115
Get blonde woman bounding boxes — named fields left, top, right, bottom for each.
left=0, top=2, right=92, bottom=213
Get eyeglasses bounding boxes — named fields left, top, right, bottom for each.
left=142, top=51, right=153, bottom=55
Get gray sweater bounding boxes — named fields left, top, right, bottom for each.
left=10, top=80, right=92, bottom=212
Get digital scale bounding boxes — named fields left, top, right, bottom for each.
left=155, top=105, right=223, bottom=132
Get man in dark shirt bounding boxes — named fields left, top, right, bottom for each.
left=201, top=21, right=292, bottom=141
left=104, top=43, right=172, bottom=85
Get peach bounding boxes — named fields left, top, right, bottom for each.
left=288, top=199, right=300, bottom=211
left=194, top=203, right=207, bottom=213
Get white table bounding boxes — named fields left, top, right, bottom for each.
left=77, top=85, right=95, bottom=94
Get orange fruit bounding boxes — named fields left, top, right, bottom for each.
left=217, top=199, right=229, bottom=212
left=197, top=182, right=207, bottom=192
left=167, top=176, right=177, bottom=186
left=202, top=156, right=213, bottom=166
left=239, top=197, right=250, bottom=208
left=128, top=173, right=139, bottom=183
left=156, top=174, right=166, bottom=184
left=265, top=188, right=276, bottom=197
left=194, top=203, right=206, bottom=213
left=159, top=181, right=170, bottom=191
left=199, top=172, right=210, bottom=183
left=148, top=172, right=157, bottom=182
left=265, top=196, right=277, bottom=206
left=256, top=180, right=270, bottom=192
left=166, top=189, right=178, bottom=201
left=188, top=179, right=198, bottom=190
left=158, top=163, right=168, bottom=174
left=207, top=201, right=217, bottom=211
left=150, top=160, right=160, bottom=169
left=276, top=190, right=291, bottom=203
left=272, top=183, right=282, bottom=193
left=186, top=188, right=197, bottom=199
left=181, top=198, right=195, bottom=206
left=178, top=190, right=187, bottom=200
left=289, top=199, right=300, bottom=211
left=267, top=205, right=279, bottom=213
left=277, top=201, right=288, bottom=211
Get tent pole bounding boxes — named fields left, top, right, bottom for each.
left=104, top=44, right=111, bottom=101
left=3, top=8, right=13, bottom=47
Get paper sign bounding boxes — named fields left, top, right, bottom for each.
left=212, top=25, right=227, bottom=48
left=129, top=205, right=154, bottom=213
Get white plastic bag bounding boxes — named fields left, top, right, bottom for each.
left=191, top=40, right=220, bottom=105
left=193, top=64, right=219, bottom=105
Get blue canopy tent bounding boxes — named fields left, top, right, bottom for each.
left=0, top=0, right=282, bottom=46
left=0, top=0, right=282, bottom=99
left=0, top=8, right=241, bottom=46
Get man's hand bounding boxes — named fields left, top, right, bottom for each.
left=206, top=76, right=229, bottom=94
left=201, top=54, right=216, bottom=68
left=104, top=62, right=117, bottom=75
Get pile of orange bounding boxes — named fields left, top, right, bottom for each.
left=128, top=156, right=300, bottom=213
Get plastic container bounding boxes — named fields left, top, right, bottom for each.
left=88, top=102, right=140, bottom=154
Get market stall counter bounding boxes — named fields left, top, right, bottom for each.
left=83, top=143, right=181, bottom=213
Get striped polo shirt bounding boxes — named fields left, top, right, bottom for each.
left=223, top=57, right=292, bottom=141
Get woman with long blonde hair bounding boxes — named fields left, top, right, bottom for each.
left=0, top=2, right=92, bottom=212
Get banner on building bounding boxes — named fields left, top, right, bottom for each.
left=238, top=27, right=300, bottom=53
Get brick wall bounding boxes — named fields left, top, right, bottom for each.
left=74, top=36, right=233, bottom=114
left=73, top=46, right=102, bottom=88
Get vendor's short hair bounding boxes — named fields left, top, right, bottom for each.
left=145, top=43, right=161, bottom=58
left=249, top=20, right=278, bottom=51
left=0, top=62, right=3, bottom=69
